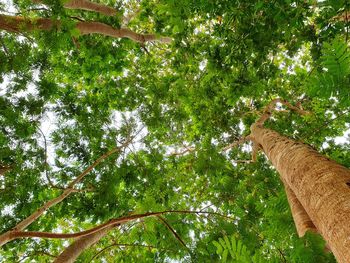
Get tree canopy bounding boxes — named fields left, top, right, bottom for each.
left=0, top=0, right=349, bottom=262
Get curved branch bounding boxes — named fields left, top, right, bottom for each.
left=8, top=210, right=235, bottom=240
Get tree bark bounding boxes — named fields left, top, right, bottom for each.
left=250, top=123, right=350, bottom=263
left=281, top=178, right=317, bottom=236
left=54, top=224, right=117, bottom=263
left=75, top=21, right=172, bottom=43
left=63, top=0, right=117, bottom=16
left=0, top=14, right=171, bottom=44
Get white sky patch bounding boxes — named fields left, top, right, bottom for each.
left=1, top=0, right=17, bottom=14
left=334, top=126, right=350, bottom=145
left=0, top=74, right=13, bottom=96
left=1, top=204, right=15, bottom=216
left=199, top=59, right=207, bottom=71
left=39, top=106, right=58, bottom=166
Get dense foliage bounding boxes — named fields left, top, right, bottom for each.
left=0, top=0, right=349, bottom=262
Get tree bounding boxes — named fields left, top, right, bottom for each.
left=248, top=99, right=350, bottom=263
left=1, top=0, right=350, bottom=262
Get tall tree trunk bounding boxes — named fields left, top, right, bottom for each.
left=250, top=123, right=350, bottom=263
left=54, top=224, right=117, bottom=263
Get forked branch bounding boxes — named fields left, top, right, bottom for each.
left=255, top=98, right=310, bottom=126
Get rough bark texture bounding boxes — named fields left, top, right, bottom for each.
left=281, top=179, right=317, bottom=236
left=63, top=0, right=117, bottom=16
left=250, top=123, right=350, bottom=263
left=54, top=224, right=117, bottom=263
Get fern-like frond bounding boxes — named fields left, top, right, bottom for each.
left=307, top=36, right=350, bottom=98
left=321, top=36, right=350, bottom=78
left=213, top=235, right=267, bottom=263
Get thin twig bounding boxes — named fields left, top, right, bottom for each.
left=37, top=126, right=54, bottom=188
left=221, top=136, right=251, bottom=152
left=0, top=37, right=9, bottom=55
left=156, top=215, right=188, bottom=249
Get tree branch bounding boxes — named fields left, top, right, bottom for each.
left=63, top=0, right=117, bottom=16
left=7, top=210, right=235, bottom=241
left=221, top=135, right=251, bottom=152
left=0, top=137, right=134, bottom=246
left=156, top=215, right=187, bottom=249
left=37, top=126, right=54, bottom=187
left=0, top=14, right=172, bottom=44
left=255, top=98, right=310, bottom=126
left=76, top=21, right=172, bottom=43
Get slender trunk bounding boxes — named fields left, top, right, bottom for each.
left=281, top=178, right=317, bottom=236
left=250, top=123, right=350, bottom=263
left=54, top=224, right=117, bottom=263
left=0, top=14, right=171, bottom=43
